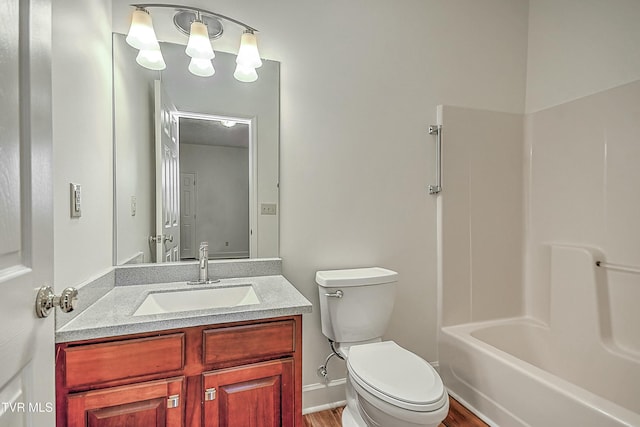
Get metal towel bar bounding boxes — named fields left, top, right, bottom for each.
left=428, top=124, right=442, bottom=194
left=595, top=261, right=640, bottom=275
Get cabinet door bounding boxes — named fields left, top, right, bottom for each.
left=66, top=377, right=184, bottom=427
left=203, top=358, right=294, bottom=427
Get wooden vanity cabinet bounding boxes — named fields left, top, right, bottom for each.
left=66, top=377, right=184, bottom=427
left=56, top=315, right=302, bottom=427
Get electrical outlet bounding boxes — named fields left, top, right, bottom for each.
left=260, top=203, right=277, bottom=215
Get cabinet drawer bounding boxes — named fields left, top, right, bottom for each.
left=63, top=334, right=184, bottom=389
left=203, top=320, right=295, bottom=365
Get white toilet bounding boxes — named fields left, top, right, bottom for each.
left=316, top=267, right=449, bottom=427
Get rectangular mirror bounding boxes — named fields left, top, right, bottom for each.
left=113, top=33, right=279, bottom=265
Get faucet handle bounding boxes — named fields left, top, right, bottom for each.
left=199, top=242, right=209, bottom=259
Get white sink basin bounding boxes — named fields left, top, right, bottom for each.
left=133, top=285, right=259, bottom=316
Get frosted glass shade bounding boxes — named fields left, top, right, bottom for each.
left=136, top=49, right=166, bottom=70
left=233, top=63, right=258, bottom=82
left=236, top=31, right=262, bottom=68
left=126, top=9, right=160, bottom=50
left=185, top=21, right=215, bottom=59
left=188, top=58, right=215, bottom=77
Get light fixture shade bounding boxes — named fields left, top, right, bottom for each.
left=188, top=57, right=215, bottom=77
left=233, top=63, right=258, bottom=82
left=136, top=48, right=166, bottom=70
left=236, top=31, right=262, bottom=68
left=221, top=120, right=237, bottom=127
left=126, top=9, right=160, bottom=50
left=185, top=21, right=215, bottom=59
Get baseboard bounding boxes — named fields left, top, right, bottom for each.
left=302, top=378, right=347, bottom=415
left=209, top=251, right=249, bottom=259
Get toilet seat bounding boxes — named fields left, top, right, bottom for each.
left=347, top=341, right=447, bottom=412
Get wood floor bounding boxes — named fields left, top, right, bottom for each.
left=303, top=396, right=488, bottom=427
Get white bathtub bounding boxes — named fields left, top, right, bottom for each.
left=439, top=246, right=640, bottom=426
left=440, top=317, right=640, bottom=427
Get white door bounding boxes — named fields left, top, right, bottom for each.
left=180, top=173, right=197, bottom=260
left=154, top=80, right=180, bottom=262
left=0, top=0, right=55, bottom=426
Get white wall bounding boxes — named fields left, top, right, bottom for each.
left=526, top=0, right=640, bottom=113
left=52, top=0, right=113, bottom=288
left=180, top=144, right=249, bottom=258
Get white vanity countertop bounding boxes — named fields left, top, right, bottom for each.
left=56, top=275, right=312, bottom=343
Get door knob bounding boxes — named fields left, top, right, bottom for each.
left=149, top=234, right=173, bottom=244
left=35, top=286, right=78, bottom=318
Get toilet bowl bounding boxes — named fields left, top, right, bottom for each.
left=345, top=341, right=449, bottom=427
left=316, top=267, right=449, bottom=427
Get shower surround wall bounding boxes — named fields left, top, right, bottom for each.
left=438, top=105, right=525, bottom=328
left=524, top=79, right=640, bottom=354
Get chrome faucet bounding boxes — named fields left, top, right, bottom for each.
left=199, top=242, right=209, bottom=281
left=188, top=242, right=220, bottom=285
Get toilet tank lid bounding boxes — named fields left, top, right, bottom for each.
left=315, top=267, right=398, bottom=288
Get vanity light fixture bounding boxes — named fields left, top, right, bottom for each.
left=236, top=30, right=262, bottom=68
left=126, top=8, right=160, bottom=50
left=126, top=4, right=262, bottom=81
left=188, top=57, right=215, bottom=77
left=220, top=120, right=237, bottom=127
left=233, top=63, right=258, bottom=83
left=136, top=47, right=167, bottom=70
left=126, top=7, right=166, bottom=70
left=185, top=20, right=215, bottom=60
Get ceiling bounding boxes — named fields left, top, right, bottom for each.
left=179, top=117, right=250, bottom=148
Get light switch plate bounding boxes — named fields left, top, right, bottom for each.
left=260, top=203, right=277, bottom=215
left=70, top=183, right=81, bottom=218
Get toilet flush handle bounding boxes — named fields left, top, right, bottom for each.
left=324, top=290, right=343, bottom=298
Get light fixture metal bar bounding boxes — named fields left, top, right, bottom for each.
left=130, top=3, right=258, bottom=32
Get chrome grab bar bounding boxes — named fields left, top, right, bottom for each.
left=428, top=124, right=442, bottom=194
left=595, top=261, right=640, bottom=275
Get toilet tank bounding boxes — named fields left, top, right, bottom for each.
left=316, top=267, right=398, bottom=344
